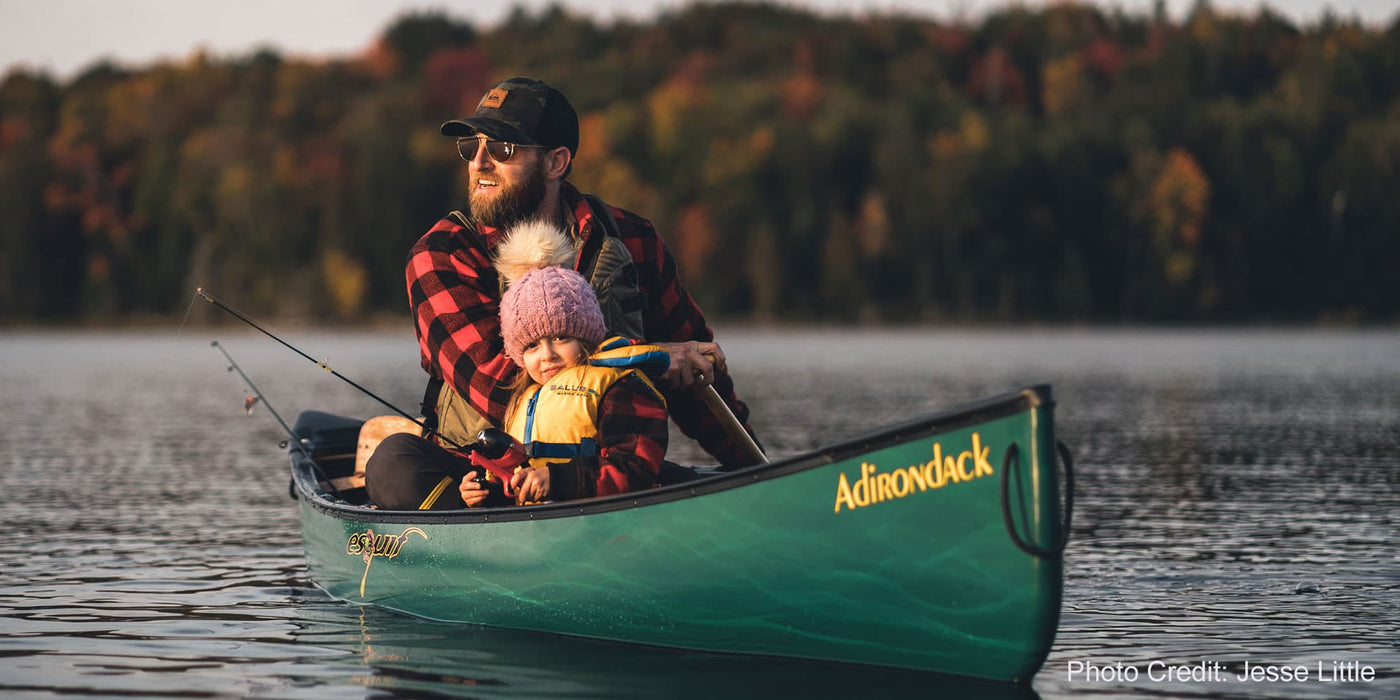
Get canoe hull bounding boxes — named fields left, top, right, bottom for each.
left=295, top=385, right=1065, bottom=682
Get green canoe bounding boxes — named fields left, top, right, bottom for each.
left=291, top=384, right=1071, bottom=683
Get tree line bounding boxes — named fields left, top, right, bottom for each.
left=1, top=1, right=1397, bottom=325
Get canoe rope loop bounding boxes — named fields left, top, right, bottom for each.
left=999, top=441, right=1074, bottom=558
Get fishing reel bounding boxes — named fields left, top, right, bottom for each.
left=472, top=428, right=514, bottom=460
left=464, top=428, right=528, bottom=505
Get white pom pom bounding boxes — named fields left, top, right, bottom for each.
left=493, top=219, right=576, bottom=285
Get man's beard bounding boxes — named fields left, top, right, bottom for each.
left=470, top=161, right=547, bottom=230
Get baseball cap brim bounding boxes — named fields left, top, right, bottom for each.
left=440, top=117, right=538, bottom=145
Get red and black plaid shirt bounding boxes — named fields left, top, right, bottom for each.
left=546, top=372, right=668, bottom=500
left=406, top=182, right=760, bottom=468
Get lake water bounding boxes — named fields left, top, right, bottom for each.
left=1, top=327, right=1396, bottom=698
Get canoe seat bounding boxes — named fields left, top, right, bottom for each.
left=332, top=415, right=422, bottom=491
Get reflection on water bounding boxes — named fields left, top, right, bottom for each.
left=0, top=328, right=1396, bottom=698
left=291, top=601, right=1030, bottom=699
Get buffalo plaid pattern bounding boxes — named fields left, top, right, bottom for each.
left=547, top=373, right=669, bottom=499
left=406, top=182, right=760, bottom=468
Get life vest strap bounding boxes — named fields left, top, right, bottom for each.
left=526, top=437, right=598, bottom=460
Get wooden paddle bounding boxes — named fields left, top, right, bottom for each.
left=698, top=378, right=768, bottom=465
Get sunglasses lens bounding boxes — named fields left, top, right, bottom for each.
left=457, top=139, right=479, bottom=161
left=458, top=138, right=518, bottom=163
left=486, top=141, right=515, bottom=162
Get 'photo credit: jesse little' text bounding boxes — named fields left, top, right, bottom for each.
left=1066, top=658, right=1379, bottom=688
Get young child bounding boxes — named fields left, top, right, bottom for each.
left=460, top=220, right=670, bottom=507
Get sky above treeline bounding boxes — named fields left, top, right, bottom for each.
left=2, top=0, right=1395, bottom=81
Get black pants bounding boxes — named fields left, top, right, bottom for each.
left=364, top=433, right=471, bottom=510
left=365, top=433, right=704, bottom=510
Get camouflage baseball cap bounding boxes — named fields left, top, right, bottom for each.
left=441, top=77, right=579, bottom=155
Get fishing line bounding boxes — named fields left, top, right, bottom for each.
left=194, top=287, right=467, bottom=450
left=175, top=290, right=200, bottom=339
left=211, top=340, right=342, bottom=500
left=212, top=340, right=306, bottom=456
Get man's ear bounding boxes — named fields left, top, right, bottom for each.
left=544, top=147, right=571, bottom=181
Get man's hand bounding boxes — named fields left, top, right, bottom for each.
left=510, top=465, right=551, bottom=504
left=657, top=341, right=728, bottom=389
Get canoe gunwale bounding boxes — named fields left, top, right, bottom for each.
left=293, top=384, right=1054, bottom=525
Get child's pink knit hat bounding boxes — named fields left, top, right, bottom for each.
left=496, top=220, right=607, bottom=365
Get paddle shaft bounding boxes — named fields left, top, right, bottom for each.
left=699, top=383, right=768, bottom=465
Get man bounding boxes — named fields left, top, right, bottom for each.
left=366, top=77, right=761, bottom=510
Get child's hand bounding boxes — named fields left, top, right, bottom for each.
left=510, top=465, right=551, bottom=504
left=459, top=470, right=491, bottom=508
left=469, top=440, right=528, bottom=486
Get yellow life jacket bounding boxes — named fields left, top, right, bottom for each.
left=504, top=338, right=668, bottom=469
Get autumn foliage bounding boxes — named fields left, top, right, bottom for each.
left=2, top=2, right=1398, bottom=324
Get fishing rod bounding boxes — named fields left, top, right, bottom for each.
left=195, top=287, right=468, bottom=451
left=211, top=339, right=342, bottom=500
left=211, top=340, right=308, bottom=456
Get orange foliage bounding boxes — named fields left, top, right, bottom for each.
left=42, top=182, right=71, bottom=212
left=1041, top=54, right=1084, bottom=116
left=1187, top=7, right=1219, bottom=43
left=1, top=116, right=31, bottom=149
left=104, top=74, right=161, bottom=145
left=88, top=253, right=109, bottom=282
left=1146, top=23, right=1169, bottom=59
left=274, top=136, right=345, bottom=189
left=960, top=110, right=990, bottom=151
left=322, top=248, right=369, bottom=318
left=4, top=4, right=1394, bottom=324
left=572, top=111, right=662, bottom=217
left=702, top=127, right=774, bottom=187
left=1082, top=38, right=1126, bottom=81
left=672, top=203, right=717, bottom=277
left=855, top=190, right=890, bottom=257
left=929, top=130, right=961, bottom=162
left=781, top=74, right=822, bottom=120
left=929, top=26, right=970, bottom=57
left=647, top=56, right=713, bottom=152
left=967, top=46, right=1027, bottom=106
left=674, top=50, right=716, bottom=87
left=1147, top=148, right=1211, bottom=286
left=1323, top=26, right=1368, bottom=61
left=1150, top=148, right=1210, bottom=248
left=928, top=110, right=990, bottom=163
left=423, top=47, right=492, bottom=114
left=43, top=112, right=143, bottom=247
left=576, top=112, right=611, bottom=164
left=781, top=41, right=823, bottom=120
left=359, top=40, right=401, bottom=80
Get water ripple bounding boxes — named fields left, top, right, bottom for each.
left=2, top=329, right=1397, bottom=698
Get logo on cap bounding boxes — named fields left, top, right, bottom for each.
left=482, top=89, right=509, bottom=109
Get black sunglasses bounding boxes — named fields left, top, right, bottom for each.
left=456, top=136, right=546, bottom=164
